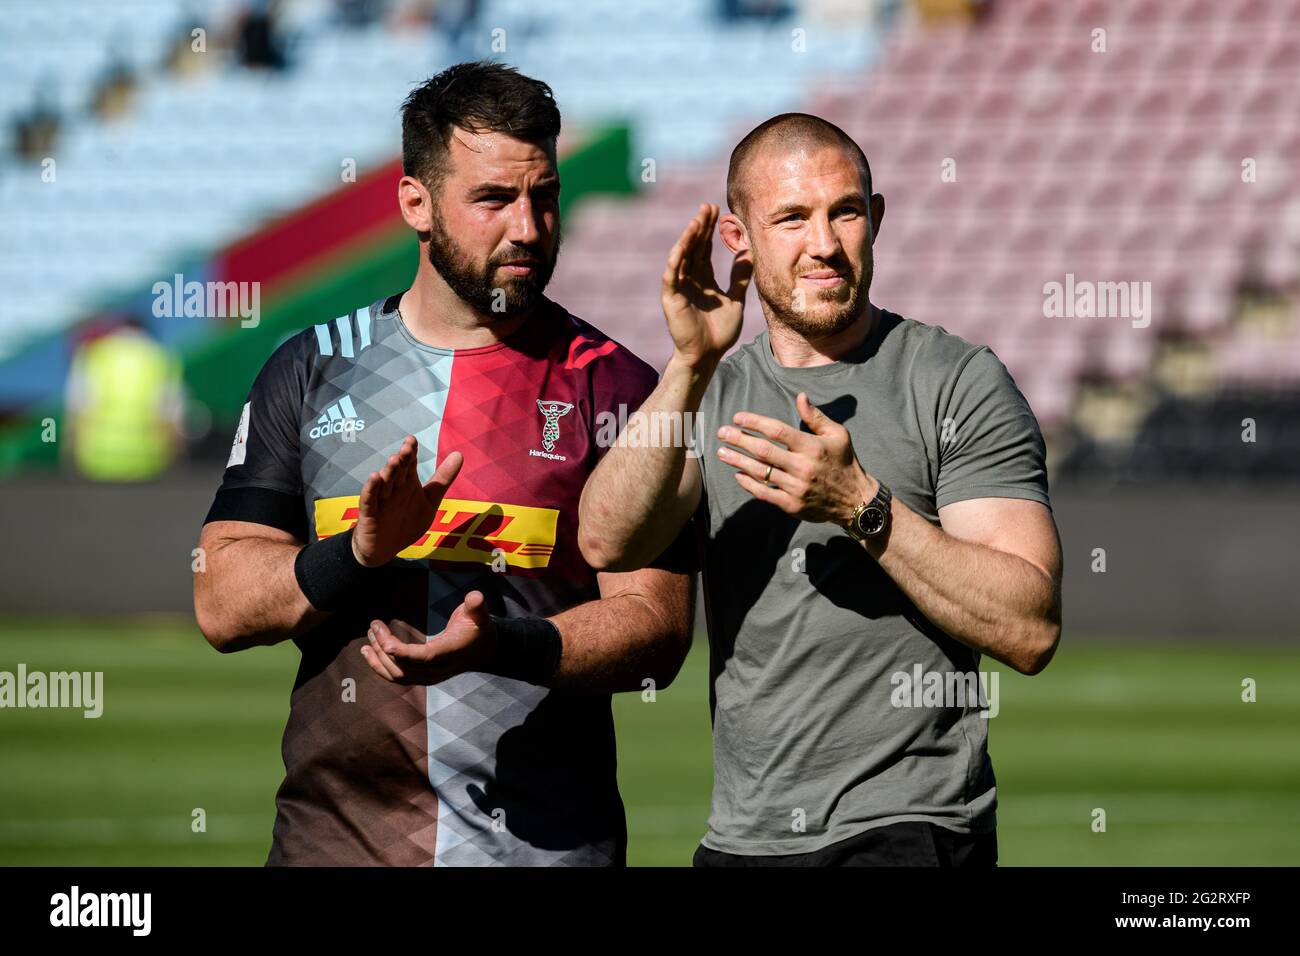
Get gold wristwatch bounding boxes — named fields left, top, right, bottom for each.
left=843, top=481, right=892, bottom=542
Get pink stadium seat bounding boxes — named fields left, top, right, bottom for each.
left=1126, top=0, right=1170, bottom=28
left=1209, top=37, right=1254, bottom=72
left=1266, top=35, right=1300, bottom=69
left=1093, top=328, right=1157, bottom=382
left=1065, top=0, right=1115, bottom=29
left=1183, top=0, right=1230, bottom=24
left=1019, top=0, right=1062, bottom=30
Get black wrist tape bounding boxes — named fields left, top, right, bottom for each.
left=294, top=528, right=380, bottom=612
left=488, top=615, right=562, bottom=686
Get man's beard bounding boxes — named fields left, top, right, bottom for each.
left=425, top=214, right=561, bottom=318
left=756, top=259, right=870, bottom=339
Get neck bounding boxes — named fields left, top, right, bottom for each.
left=398, top=254, right=531, bottom=349
left=765, top=301, right=878, bottom=368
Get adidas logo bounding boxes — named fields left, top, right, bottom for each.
left=308, top=394, right=366, bottom=440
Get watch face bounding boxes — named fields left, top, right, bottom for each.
left=858, top=507, right=886, bottom=536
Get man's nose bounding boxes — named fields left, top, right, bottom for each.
left=805, top=214, right=841, bottom=259
left=507, top=196, right=543, bottom=246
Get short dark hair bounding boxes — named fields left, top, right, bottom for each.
left=726, top=113, right=873, bottom=220
left=401, top=61, right=561, bottom=196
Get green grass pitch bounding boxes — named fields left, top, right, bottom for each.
left=1, top=616, right=1297, bottom=866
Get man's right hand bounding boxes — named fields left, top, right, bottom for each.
left=662, top=203, right=753, bottom=371
left=352, top=436, right=463, bottom=568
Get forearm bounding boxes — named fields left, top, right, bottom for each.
left=543, top=576, right=694, bottom=694
left=864, top=498, right=1060, bottom=674
left=194, top=537, right=328, bottom=652
left=578, top=355, right=712, bottom=570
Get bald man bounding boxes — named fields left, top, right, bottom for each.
left=577, top=113, right=1063, bottom=867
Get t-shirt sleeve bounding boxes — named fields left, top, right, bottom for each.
left=203, top=336, right=308, bottom=539
left=934, top=346, right=1051, bottom=511
left=589, top=349, right=699, bottom=575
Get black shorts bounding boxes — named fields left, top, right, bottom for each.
left=692, top=821, right=998, bottom=867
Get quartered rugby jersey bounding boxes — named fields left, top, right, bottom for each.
left=205, top=292, right=671, bottom=866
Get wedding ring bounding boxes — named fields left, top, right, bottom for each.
left=763, top=463, right=774, bottom=483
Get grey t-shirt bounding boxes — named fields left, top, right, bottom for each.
left=690, top=308, right=1051, bottom=855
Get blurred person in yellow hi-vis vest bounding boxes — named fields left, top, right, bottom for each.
left=64, top=319, right=185, bottom=481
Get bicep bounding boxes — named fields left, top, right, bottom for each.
left=194, top=520, right=303, bottom=615
left=194, top=520, right=318, bottom=649
left=199, top=519, right=302, bottom=556
left=937, top=497, right=1061, bottom=584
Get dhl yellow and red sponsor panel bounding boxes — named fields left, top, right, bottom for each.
left=313, top=495, right=558, bottom=569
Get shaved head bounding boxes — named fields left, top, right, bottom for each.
left=726, top=113, right=873, bottom=222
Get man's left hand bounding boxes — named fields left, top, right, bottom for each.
left=718, top=392, right=877, bottom=525
left=360, top=590, right=497, bottom=685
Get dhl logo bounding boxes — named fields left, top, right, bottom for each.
left=313, top=495, right=559, bottom=569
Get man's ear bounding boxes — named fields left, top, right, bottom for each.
left=868, top=193, right=885, bottom=244
left=398, top=175, right=434, bottom=233
left=719, top=212, right=750, bottom=256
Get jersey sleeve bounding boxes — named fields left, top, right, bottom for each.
left=588, top=346, right=699, bottom=575
left=935, top=346, right=1051, bottom=511
left=203, top=334, right=309, bottom=539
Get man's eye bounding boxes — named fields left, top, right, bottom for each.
left=836, top=207, right=861, bottom=218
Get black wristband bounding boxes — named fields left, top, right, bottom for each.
left=294, top=528, right=382, bottom=612
left=488, top=615, right=562, bottom=686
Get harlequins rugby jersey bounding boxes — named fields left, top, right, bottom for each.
left=204, top=292, right=678, bottom=866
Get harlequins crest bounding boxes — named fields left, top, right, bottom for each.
left=536, top=400, right=574, bottom=452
